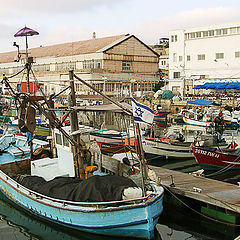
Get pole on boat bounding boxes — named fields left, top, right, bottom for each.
left=71, top=72, right=148, bottom=195
left=14, top=27, right=39, bottom=162
left=69, top=70, right=84, bottom=179
left=134, top=123, right=147, bottom=196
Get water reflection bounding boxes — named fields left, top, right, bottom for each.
left=0, top=196, right=131, bottom=240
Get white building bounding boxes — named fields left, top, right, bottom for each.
left=169, top=22, right=240, bottom=96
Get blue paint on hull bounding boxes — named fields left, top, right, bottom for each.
left=0, top=171, right=163, bottom=239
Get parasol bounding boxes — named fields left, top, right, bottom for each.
left=14, top=26, right=39, bottom=37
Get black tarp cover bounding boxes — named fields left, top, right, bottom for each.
left=17, top=175, right=138, bottom=202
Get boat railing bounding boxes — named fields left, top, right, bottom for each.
left=2, top=171, right=160, bottom=208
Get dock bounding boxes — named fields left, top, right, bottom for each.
left=150, top=165, right=240, bottom=223
left=96, top=152, right=240, bottom=223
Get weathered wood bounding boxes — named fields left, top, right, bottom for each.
left=150, top=165, right=240, bottom=214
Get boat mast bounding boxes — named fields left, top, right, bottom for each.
left=71, top=71, right=147, bottom=196
left=14, top=27, right=39, bottom=162
left=69, top=70, right=84, bottom=179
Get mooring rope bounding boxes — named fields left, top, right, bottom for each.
left=162, top=184, right=240, bottom=227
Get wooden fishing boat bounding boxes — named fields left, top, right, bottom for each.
left=95, top=139, right=133, bottom=154
left=0, top=128, right=164, bottom=239
left=90, top=129, right=126, bottom=143
left=181, top=115, right=212, bottom=127
left=142, top=137, right=193, bottom=160
left=192, top=131, right=239, bottom=171
left=94, top=134, right=193, bottom=160
left=192, top=144, right=240, bottom=171
left=9, top=118, right=50, bottom=140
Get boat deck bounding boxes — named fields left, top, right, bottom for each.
left=149, top=165, right=240, bottom=213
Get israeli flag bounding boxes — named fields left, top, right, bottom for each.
left=131, top=97, right=154, bottom=125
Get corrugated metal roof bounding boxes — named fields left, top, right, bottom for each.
left=0, top=34, right=128, bottom=64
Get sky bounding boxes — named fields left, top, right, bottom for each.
left=1, top=0, right=240, bottom=53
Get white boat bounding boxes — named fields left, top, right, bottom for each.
left=182, top=115, right=212, bottom=127
left=142, top=137, right=193, bottom=160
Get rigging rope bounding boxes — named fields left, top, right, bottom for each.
left=6, top=65, right=27, bottom=79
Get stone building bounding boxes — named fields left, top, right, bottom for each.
left=0, top=34, right=160, bottom=99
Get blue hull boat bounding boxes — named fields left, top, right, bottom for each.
left=0, top=133, right=164, bottom=239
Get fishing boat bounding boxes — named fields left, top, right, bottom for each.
left=0, top=130, right=164, bottom=239
left=192, top=133, right=238, bottom=171
left=90, top=129, right=127, bottom=143
left=192, top=145, right=240, bottom=171
left=93, top=128, right=194, bottom=160
left=180, top=108, right=212, bottom=127
left=142, top=136, right=193, bottom=160
left=9, top=118, right=50, bottom=140
left=0, top=27, right=164, bottom=239
left=94, top=139, right=133, bottom=155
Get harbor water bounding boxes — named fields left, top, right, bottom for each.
left=0, top=122, right=239, bottom=240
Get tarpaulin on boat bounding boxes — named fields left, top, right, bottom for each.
left=16, top=175, right=138, bottom=202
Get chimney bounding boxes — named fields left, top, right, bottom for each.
left=93, top=32, right=96, bottom=39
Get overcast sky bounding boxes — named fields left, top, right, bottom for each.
left=1, top=0, right=240, bottom=53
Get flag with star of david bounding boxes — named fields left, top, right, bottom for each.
left=131, top=97, right=154, bottom=125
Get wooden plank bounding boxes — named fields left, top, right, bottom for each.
left=149, top=165, right=240, bottom=213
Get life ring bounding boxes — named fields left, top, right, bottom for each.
left=62, top=114, right=70, bottom=124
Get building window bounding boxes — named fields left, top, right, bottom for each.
left=237, top=27, right=240, bottom=33
left=216, top=53, right=224, bottom=59
left=56, top=62, right=76, bottom=71
left=203, top=31, right=208, bottom=37
left=82, top=59, right=102, bottom=69
left=122, top=61, right=131, bottom=71
left=179, top=56, right=183, bottom=62
left=208, top=30, right=214, bottom=36
left=173, top=53, right=177, bottom=62
left=56, top=133, right=62, bottom=145
left=190, top=33, right=196, bottom=39
left=172, top=86, right=180, bottom=93
left=171, top=35, right=177, bottom=42
left=187, top=55, right=191, bottom=61
left=0, top=68, right=9, bottom=75
left=173, top=72, right=180, bottom=78
left=216, top=29, right=222, bottom=36
left=222, top=29, right=228, bottom=35
left=235, top=52, right=240, bottom=58
left=230, top=27, right=237, bottom=34
left=32, top=64, right=50, bottom=72
left=196, top=32, right=201, bottom=38
left=63, top=135, right=69, bottom=147
left=198, top=54, right=205, bottom=60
